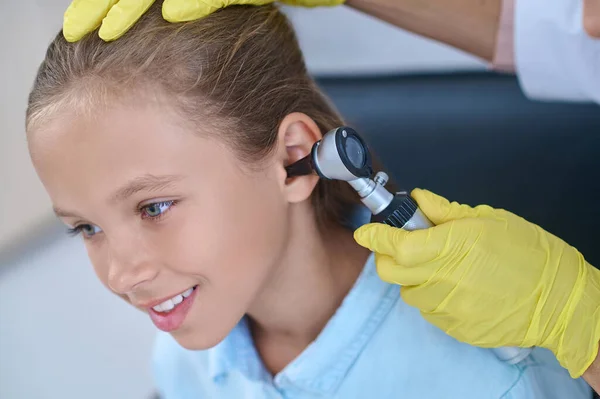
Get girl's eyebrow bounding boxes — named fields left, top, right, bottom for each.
left=111, top=174, right=184, bottom=203
left=52, top=174, right=184, bottom=219
left=53, top=207, right=80, bottom=219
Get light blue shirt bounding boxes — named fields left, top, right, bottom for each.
left=152, top=254, right=591, bottom=398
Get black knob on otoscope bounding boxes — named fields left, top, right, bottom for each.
left=371, top=192, right=434, bottom=231
left=372, top=193, right=418, bottom=227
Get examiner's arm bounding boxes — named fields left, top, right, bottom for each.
left=345, top=0, right=502, bottom=62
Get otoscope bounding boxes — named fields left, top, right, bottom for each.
left=286, top=126, right=533, bottom=365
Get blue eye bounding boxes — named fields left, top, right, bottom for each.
left=67, top=224, right=102, bottom=238
left=141, top=201, right=174, bottom=219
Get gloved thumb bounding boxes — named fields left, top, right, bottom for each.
left=354, top=223, right=444, bottom=265
left=411, top=188, right=495, bottom=224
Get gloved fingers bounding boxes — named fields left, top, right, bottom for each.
left=420, top=310, right=511, bottom=348
left=99, top=0, right=156, bottom=41
left=400, top=285, right=437, bottom=311
left=63, top=0, right=119, bottom=42
left=162, top=0, right=225, bottom=22
left=163, top=0, right=276, bottom=22
left=411, top=188, right=496, bottom=224
left=375, top=253, right=438, bottom=286
left=281, top=0, right=344, bottom=6
left=355, top=223, right=445, bottom=265
left=399, top=275, right=461, bottom=312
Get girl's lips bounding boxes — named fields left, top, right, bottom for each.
left=148, top=286, right=198, bottom=332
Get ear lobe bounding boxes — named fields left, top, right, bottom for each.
left=277, top=113, right=322, bottom=204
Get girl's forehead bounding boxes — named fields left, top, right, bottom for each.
left=30, top=104, right=239, bottom=187
left=31, top=101, right=184, bottom=153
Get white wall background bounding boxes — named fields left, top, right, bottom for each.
left=0, top=2, right=485, bottom=398
left=0, top=228, right=157, bottom=399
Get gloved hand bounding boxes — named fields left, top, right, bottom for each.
left=354, top=188, right=600, bottom=378
left=63, top=0, right=344, bottom=42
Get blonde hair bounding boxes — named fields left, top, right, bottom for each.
left=27, top=3, right=385, bottom=229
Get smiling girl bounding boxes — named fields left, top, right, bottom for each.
left=25, top=2, right=591, bottom=398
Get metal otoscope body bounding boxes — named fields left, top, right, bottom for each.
left=285, top=126, right=533, bottom=365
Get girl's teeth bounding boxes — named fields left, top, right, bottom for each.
left=152, top=287, right=195, bottom=313
left=162, top=300, right=175, bottom=311
left=172, top=295, right=183, bottom=305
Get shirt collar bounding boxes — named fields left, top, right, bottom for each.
left=205, top=316, right=268, bottom=383
left=205, top=253, right=399, bottom=395
left=276, top=254, right=398, bottom=395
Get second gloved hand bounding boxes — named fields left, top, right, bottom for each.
left=63, top=0, right=344, bottom=42
left=354, top=189, right=600, bottom=378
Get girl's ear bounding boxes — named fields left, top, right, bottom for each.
left=275, top=113, right=322, bottom=204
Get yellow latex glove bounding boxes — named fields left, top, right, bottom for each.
left=63, top=0, right=344, bottom=42
left=354, top=188, right=600, bottom=378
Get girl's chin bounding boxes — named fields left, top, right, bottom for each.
left=169, top=320, right=239, bottom=351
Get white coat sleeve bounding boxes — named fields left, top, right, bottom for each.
left=515, top=0, right=600, bottom=103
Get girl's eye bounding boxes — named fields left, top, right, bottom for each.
left=68, top=224, right=102, bottom=238
left=141, top=201, right=174, bottom=219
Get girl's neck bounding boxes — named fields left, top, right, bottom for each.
left=246, top=214, right=370, bottom=374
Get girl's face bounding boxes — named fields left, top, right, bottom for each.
left=28, top=100, right=296, bottom=349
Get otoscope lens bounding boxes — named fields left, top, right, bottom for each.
left=345, top=136, right=365, bottom=168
